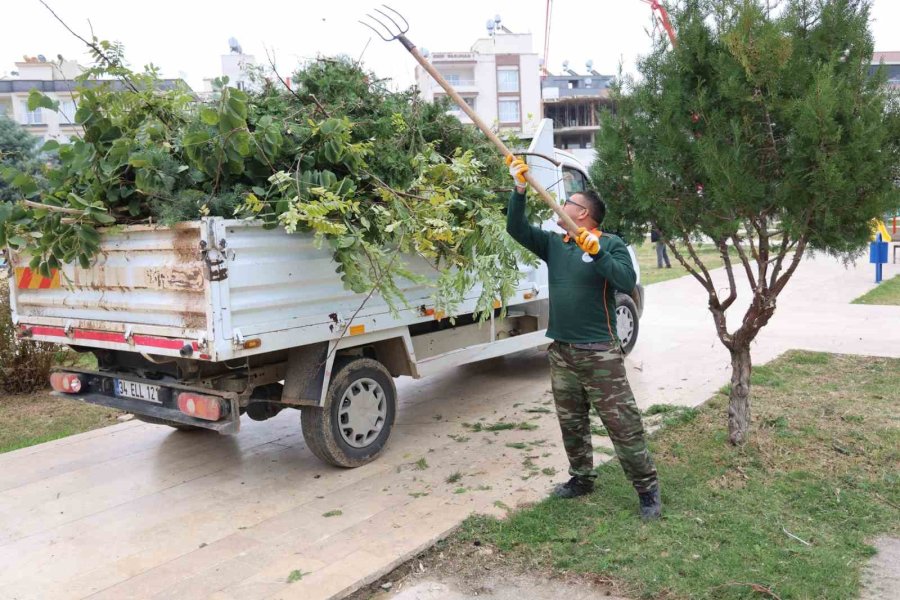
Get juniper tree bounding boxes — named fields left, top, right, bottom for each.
left=592, top=0, right=900, bottom=444
left=0, top=116, right=40, bottom=203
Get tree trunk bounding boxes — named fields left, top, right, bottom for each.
left=728, top=345, right=752, bottom=445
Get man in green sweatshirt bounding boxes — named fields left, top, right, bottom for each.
left=505, top=156, right=660, bottom=520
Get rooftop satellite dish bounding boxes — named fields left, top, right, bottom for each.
left=486, top=19, right=495, bottom=31
left=562, top=59, right=569, bottom=70
left=228, top=37, right=242, bottom=54
left=37, top=54, right=47, bottom=62
left=586, top=59, right=593, bottom=70
left=422, top=47, right=430, bottom=58
left=494, top=14, right=502, bottom=25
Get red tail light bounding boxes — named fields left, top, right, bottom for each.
left=177, top=392, right=223, bottom=421
left=50, top=373, right=83, bottom=394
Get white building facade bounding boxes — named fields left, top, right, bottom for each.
left=1, top=57, right=189, bottom=144
left=414, top=30, right=541, bottom=137
left=0, top=57, right=84, bottom=143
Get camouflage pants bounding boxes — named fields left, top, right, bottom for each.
left=548, top=341, right=658, bottom=493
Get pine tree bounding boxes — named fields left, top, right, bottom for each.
left=0, top=116, right=40, bottom=203
left=592, top=0, right=900, bottom=444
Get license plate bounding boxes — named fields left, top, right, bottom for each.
left=115, top=379, right=161, bottom=404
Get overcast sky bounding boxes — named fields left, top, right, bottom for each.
left=2, top=1, right=898, bottom=90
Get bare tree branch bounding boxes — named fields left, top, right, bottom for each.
left=730, top=233, right=758, bottom=290
left=771, top=234, right=809, bottom=297
left=39, top=1, right=139, bottom=94
left=683, top=235, right=718, bottom=295
left=264, top=47, right=332, bottom=120
left=22, top=200, right=85, bottom=216
left=756, top=215, right=771, bottom=293
left=716, top=238, right=739, bottom=311
left=768, top=233, right=796, bottom=289
left=666, top=238, right=715, bottom=293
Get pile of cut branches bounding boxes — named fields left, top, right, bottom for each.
left=1, top=46, right=547, bottom=315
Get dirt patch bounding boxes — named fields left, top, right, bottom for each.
left=347, top=533, right=628, bottom=600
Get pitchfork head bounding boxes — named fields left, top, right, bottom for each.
left=359, top=5, right=410, bottom=42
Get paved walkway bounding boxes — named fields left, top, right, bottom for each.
left=860, top=537, right=900, bottom=600
left=0, top=255, right=896, bottom=599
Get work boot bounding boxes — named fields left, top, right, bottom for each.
left=552, top=476, right=594, bottom=499
left=638, top=487, right=662, bottom=520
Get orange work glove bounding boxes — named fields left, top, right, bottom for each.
left=575, top=227, right=600, bottom=256
left=505, top=155, right=529, bottom=186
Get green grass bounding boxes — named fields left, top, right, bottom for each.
left=457, top=351, right=900, bottom=599
left=286, top=569, right=308, bottom=583
left=0, top=391, right=121, bottom=453
left=636, top=241, right=728, bottom=286
left=852, top=274, right=900, bottom=305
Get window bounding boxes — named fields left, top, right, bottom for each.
left=59, top=100, right=76, bottom=123
left=23, top=105, right=42, bottom=125
left=444, top=73, right=460, bottom=85
left=498, top=99, right=520, bottom=123
left=497, top=67, right=519, bottom=93
left=563, top=166, right=588, bottom=199
left=447, top=96, right=476, bottom=114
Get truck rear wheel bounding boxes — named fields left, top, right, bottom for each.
left=615, top=293, right=640, bottom=355
left=301, top=357, right=397, bottom=468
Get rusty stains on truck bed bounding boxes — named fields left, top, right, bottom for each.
left=71, top=264, right=204, bottom=292
left=146, top=266, right=205, bottom=291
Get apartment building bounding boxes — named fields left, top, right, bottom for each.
left=414, top=20, right=542, bottom=137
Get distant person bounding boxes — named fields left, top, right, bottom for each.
left=651, top=227, right=671, bottom=269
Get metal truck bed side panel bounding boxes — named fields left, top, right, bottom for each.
left=221, top=221, right=437, bottom=337
left=11, top=223, right=208, bottom=334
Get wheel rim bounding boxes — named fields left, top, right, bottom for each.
left=616, top=306, right=635, bottom=348
left=337, top=377, right=387, bottom=448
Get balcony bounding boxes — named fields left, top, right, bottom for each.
left=430, top=78, right=478, bottom=94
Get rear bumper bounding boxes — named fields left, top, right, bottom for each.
left=53, top=368, right=241, bottom=434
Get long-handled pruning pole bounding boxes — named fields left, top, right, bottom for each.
left=360, top=5, right=585, bottom=241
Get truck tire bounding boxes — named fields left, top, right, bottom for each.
left=615, top=294, right=640, bottom=356
left=301, top=357, right=397, bottom=468
left=133, top=414, right=204, bottom=432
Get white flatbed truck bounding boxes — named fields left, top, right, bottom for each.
left=5, top=120, right=644, bottom=467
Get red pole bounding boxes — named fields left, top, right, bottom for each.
left=646, top=0, right=677, bottom=47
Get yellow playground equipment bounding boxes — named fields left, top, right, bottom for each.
left=871, top=219, right=893, bottom=242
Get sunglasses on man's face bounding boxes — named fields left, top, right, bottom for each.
left=564, top=198, right=589, bottom=211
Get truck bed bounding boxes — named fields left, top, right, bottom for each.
left=10, top=218, right=545, bottom=362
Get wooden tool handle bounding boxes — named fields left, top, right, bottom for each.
left=406, top=41, right=580, bottom=236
